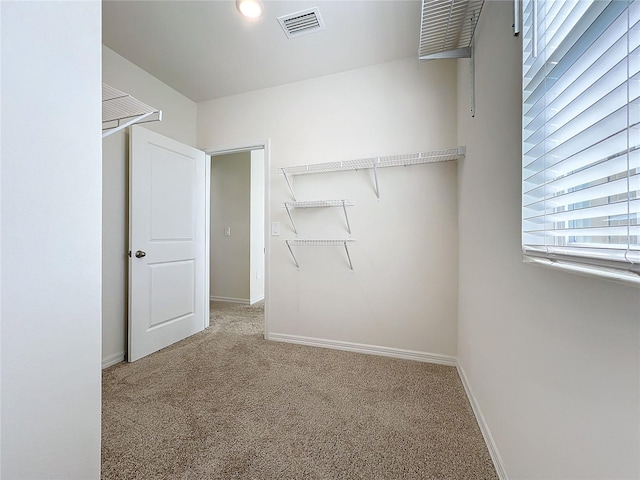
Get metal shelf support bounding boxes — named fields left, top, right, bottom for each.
left=341, top=200, right=352, bottom=233
left=282, top=170, right=297, bottom=201
left=286, top=241, right=300, bottom=268
left=372, top=161, right=380, bottom=199
left=284, top=203, right=297, bottom=234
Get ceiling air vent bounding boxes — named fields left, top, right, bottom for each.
left=277, top=7, right=325, bottom=39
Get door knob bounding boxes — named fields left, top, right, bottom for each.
left=135, top=250, right=146, bottom=258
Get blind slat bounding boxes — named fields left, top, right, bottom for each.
left=524, top=225, right=640, bottom=238
left=523, top=198, right=640, bottom=227
left=524, top=150, right=640, bottom=194
left=523, top=173, right=640, bottom=210
left=524, top=130, right=632, bottom=179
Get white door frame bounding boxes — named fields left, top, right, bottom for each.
left=205, top=140, right=271, bottom=338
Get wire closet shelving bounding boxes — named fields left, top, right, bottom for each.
left=279, top=148, right=465, bottom=200
left=283, top=200, right=354, bottom=235
left=102, top=84, right=163, bottom=138
left=419, top=0, right=485, bottom=60
left=286, top=239, right=356, bottom=270
left=279, top=147, right=465, bottom=271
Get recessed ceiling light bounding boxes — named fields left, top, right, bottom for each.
left=236, top=0, right=263, bottom=19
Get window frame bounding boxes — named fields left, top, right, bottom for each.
left=521, top=0, right=640, bottom=286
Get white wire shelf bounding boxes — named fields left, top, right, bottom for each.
left=280, top=149, right=464, bottom=176
left=285, top=239, right=355, bottom=270
left=284, top=200, right=354, bottom=208
left=287, top=239, right=354, bottom=246
left=419, top=0, right=485, bottom=60
left=102, top=84, right=163, bottom=138
left=280, top=148, right=465, bottom=200
left=283, top=200, right=354, bottom=234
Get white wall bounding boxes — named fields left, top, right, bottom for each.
left=102, top=46, right=197, bottom=367
left=457, top=2, right=640, bottom=479
left=198, top=57, right=459, bottom=358
left=1, top=2, right=102, bottom=477
left=210, top=152, right=251, bottom=303
left=250, top=149, right=265, bottom=304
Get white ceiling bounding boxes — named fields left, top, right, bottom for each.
left=102, top=0, right=422, bottom=102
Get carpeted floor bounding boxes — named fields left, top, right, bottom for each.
left=102, top=301, right=498, bottom=479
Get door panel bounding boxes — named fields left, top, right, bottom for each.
left=150, top=149, right=196, bottom=240
left=129, top=126, right=207, bottom=362
left=149, top=260, right=195, bottom=328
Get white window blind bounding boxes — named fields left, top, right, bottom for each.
left=522, top=0, right=640, bottom=282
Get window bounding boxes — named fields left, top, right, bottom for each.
left=522, top=0, right=640, bottom=284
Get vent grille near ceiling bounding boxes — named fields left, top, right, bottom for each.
left=278, top=8, right=325, bottom=39
left=419, top=0, right=484, bottom=60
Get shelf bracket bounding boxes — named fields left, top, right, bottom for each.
left=372, top=159, right=380, bottom=199
left=286, top=241, right=300, bottom=268
left=284, top=203, right=297, bottom=234
left=341, top=200, right=352, bottom=234
left=282, top=170, right=297, bottom=201
left=343, top=240, right=354, bottom=270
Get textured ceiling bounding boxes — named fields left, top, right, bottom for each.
left=102, top=0, right=422, bottom=102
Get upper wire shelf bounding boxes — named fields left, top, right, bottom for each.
left=279, top=147, right=465, bottom=200
left=280, top=148, right=464, bottom=176
left=102, top=84, right=163, bottom=138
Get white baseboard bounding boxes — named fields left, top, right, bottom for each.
left=457, top=362, right=509, bottom=480
left=210, top=296, right=249, bottom=305
left=266, top=333, right=457, bottom=366
left=249, top=295, right=265, bottom=305
left=102, top=352, right=125, bottom=369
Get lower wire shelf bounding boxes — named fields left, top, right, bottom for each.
left=285, top=239, right=355, bottom=270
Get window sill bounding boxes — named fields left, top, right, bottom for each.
left=523, top=255, right=640, bottom=288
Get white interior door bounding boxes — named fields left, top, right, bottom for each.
left=128, top=125, right=207, bottom=362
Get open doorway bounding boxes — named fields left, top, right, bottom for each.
left=208, top=146, right=267, bottom=336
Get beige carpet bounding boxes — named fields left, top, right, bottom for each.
left=102, top=301, right=498, bottom=479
